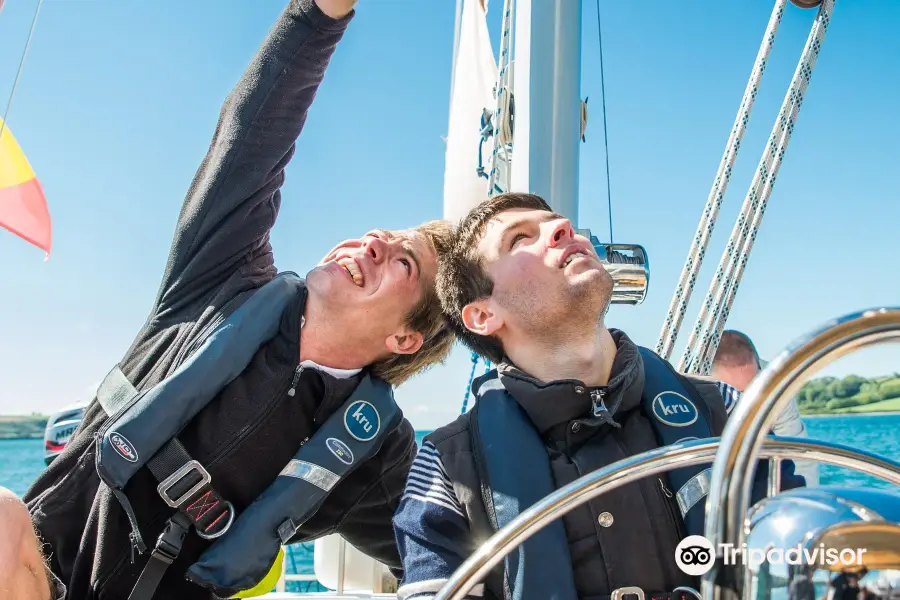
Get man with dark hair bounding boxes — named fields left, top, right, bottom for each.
left=712, top=330, right=817, bottom=485
left=392, top=192, right=804, bottom=600
left=4, top=1, right=455, bottom=599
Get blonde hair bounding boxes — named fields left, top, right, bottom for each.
left=371, top=220, right=456, bottom=385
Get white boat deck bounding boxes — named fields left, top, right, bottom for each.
left=262, top=536, right=399, bottom=598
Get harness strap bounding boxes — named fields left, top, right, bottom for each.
left=147, top=439, right=234, bottom=538
left=128, top=513, right=192, bottom=600
left=97, top=365, right=234, bottom=590
left=123, top=440, right=233, bottom=600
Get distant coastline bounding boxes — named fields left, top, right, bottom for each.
left=794, top=373, right=900, bottom=416
left=2, top=370, right=898, bottom=437
left=0, top=414, right=48, bottom=440
left=803, top=410, right=900, bottom=418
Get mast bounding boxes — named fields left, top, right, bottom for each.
left=509, top=0, right=583, bottom=223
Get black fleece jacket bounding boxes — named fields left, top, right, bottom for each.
left=24, top=3, right=416, bottom=599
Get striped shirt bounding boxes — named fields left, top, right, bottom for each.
left=393, top=440, right=481, bottom=600
left=717, top=381, right=740, bottom=414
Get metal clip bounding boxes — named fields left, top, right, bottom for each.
left=157, top=460, right=211, bottom=508
left=611, top=587, right=645, bottom=600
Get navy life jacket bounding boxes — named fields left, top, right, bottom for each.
left=470, top=347, right=802, bottom=600
left=92, top=272, right=401, bottom=599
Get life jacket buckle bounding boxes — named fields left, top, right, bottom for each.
left=611, top=586, right=646, bottom=600
left=157, top=460, right=212, bottom=508
left=154, top=517, right=189, bottom=564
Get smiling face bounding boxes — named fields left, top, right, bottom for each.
left=461, top=206, right=614, bottom=346
left=308, top=228, right=438, bottom=358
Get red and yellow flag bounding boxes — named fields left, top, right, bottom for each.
left=0, top=116, right=52, bottom=255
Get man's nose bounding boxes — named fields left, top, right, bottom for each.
left=364, top=237, right=388, bottom=264
left=547, top=218, right=575, bottom=248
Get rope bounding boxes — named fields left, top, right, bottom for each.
left=0, top=0, right=44, bottom=143
left=460, top=352, right=486, bottom=414
left=460, top=353, right=492, bottom=414
left=654, top=0, right=787, bottom=361
left=595, top=0, right=614, bottom=244
left=680, top=0, right=835, bottom=375
left=486, top=0, right=515, bottom=196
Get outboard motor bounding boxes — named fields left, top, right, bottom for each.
left=742, top=486, right=900, bottom=600
left=43, top=399, right=88, bottom=464
left=581, top=231, right=649, bottom=305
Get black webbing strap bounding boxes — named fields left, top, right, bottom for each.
left=128, top=513, right=191, bottom=600
left=146, top=438, right=234, bottom=539
left=127, top=439, right=235, bottom=600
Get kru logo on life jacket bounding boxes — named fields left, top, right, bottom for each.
left=344, top=401, right=380, bottom=442
left=326, top=437, right=354, bottom=465
left=109, top=432, right=138, bottom=463
left=651, top=391, right=698, bottom=427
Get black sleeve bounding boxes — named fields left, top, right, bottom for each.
left=153, top=0, right=353, bottom=317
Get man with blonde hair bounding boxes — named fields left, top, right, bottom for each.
left=7, top=1, right=454, bottom=598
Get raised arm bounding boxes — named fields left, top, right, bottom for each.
left=154, top=0, right=355, bottom=316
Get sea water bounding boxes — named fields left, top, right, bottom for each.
left=2, top=417, right=898, bottom=591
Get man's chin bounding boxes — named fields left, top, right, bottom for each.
left=568, top=270, right=613, bottom=303
left=567, top=265, right=608, bottom=285
left=305, top=265, right=334, bottom=292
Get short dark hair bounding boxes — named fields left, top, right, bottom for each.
left=436, top=192, right=552, bottom=363
left=713, top=330, right=760, bottom=368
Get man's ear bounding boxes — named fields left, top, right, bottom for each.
left=461, top=299, right=503, bottom=337
left=385, top=328, right=424, bottom=356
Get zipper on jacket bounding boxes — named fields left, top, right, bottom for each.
left=590, top=388, right=620, bottom=428
left=657, top=477, right=686, bottom=542
left=659, top=477, right=674, bottom=499
left=287, top=365, right=304, bottom=397
left=590, top=389, right=607, bottom=416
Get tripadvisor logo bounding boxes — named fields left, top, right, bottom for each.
left=675, top=536, right=716, bottom=576
left=674, top=535, right=867, bottom=576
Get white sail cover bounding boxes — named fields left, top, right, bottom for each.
left=443, top=0, right=498, bottom=224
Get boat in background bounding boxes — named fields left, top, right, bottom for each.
left=42, top=398, right=88, bottom=465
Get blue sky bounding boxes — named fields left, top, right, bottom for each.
left=1, top=0, right=898, bottom=428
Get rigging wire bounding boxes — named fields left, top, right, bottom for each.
left=0, top=0, right=44, bottom=143
left=595, top=0, right=614, bottom=244
left=654, top=0, right=787, bottom=362
left=688, top=0, right=835, bottom=375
